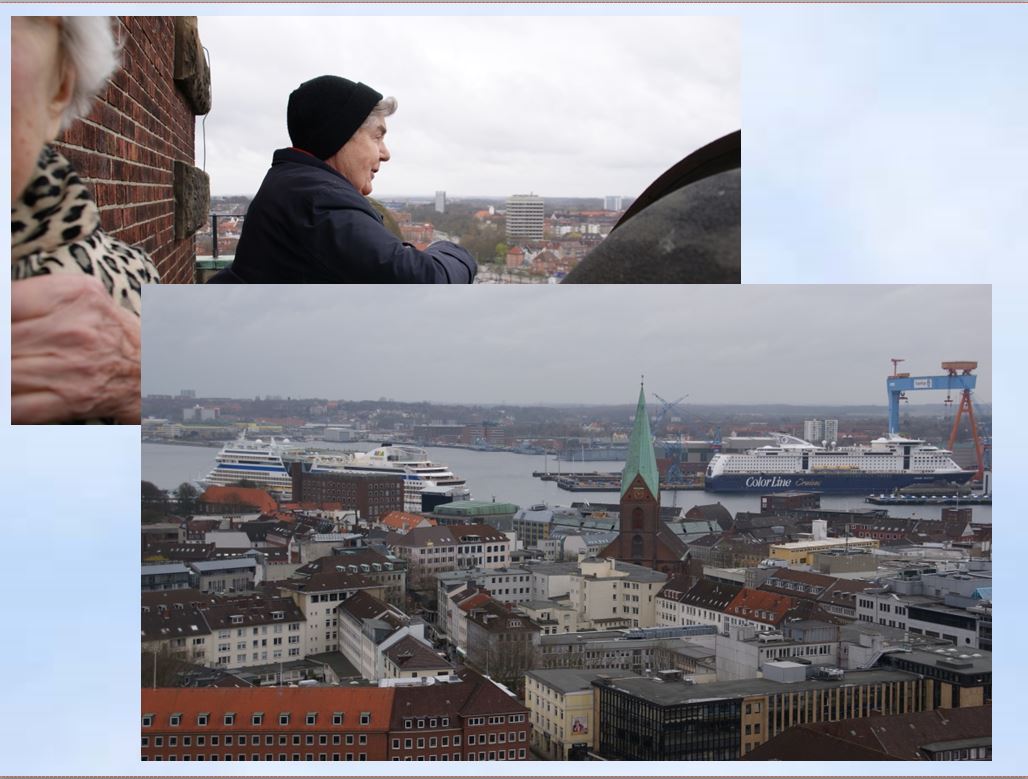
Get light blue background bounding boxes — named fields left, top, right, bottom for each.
left=1, top=3, right=1021, bottom=775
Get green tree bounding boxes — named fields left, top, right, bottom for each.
left=141, top=648, right=192, bottom=689
left=174, top=482, right=200, bottom=516
left=141, top=481, right=169, bottom=519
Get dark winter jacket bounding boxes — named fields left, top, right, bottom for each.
left=216, top=148, right=476, bottom=283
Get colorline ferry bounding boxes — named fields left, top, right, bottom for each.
left=704, top=433, right=973, bottom=494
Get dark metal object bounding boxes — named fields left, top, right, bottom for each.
left=562, top=130, right=741, bottom=284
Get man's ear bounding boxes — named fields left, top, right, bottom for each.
left=45, top=57, right=76, bottom=139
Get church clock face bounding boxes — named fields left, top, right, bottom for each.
left=631, top=486, right=646, bottom=499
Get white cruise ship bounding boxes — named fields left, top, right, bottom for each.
left=307, top=444, right=466, bottom=512
left=705, top=433, right=972, bottom=494
left=201, top=436, right=298, bottom=500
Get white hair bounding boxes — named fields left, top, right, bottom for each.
left=361, top=96, right=397, bottom=128
left=59, top=16, right=120, bottom=129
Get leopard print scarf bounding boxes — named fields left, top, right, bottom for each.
left=11, top=146, right=160, bottom=316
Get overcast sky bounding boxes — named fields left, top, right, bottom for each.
left=142, top=284, right=990, bottom=406
left=741, top=6, right=1026, bottom=284
left=195, top=16, right=739, bottom=198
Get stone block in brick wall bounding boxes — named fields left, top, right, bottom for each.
left=174, top=16, right=212, bottom=115
left=174, top=161, right=211, bottom=240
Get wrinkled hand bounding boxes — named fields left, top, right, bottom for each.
left=11, top=274, right=141, bottom=424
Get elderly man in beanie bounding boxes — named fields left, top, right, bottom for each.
left=213, top=76, right=476, bottom=283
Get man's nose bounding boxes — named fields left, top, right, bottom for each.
left=380, top=143, right=391, bottom=162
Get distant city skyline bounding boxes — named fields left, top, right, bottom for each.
left=196, top=16, right=739, bottom=198
left=142, top=285, right=991, bottom=406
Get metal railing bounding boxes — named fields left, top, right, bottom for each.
left=208, top=213, right=246, bottom=259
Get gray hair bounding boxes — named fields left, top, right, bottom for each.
left=361, top=96, right=397, bottom=128
left=59, top=16, right=120, bottom=129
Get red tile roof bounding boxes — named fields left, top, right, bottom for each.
left=199, top=486, right=278, bottom=514
left=455, top=592, right=493, bottom=613
left=381, top=511, right=435, bottom=532
left=725, top=587, right=795, bottom=626
left=142, top=687, right=394, bottom=732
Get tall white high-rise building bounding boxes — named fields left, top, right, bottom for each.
left=435, top=190, right=446, bottom=213
left=604, top=195, right=623, bottom=211
left=505, top=194, right=545, bottom=241
left=803, top=419, right=824, bottom=444
left=803, top=419, right=839, bottom=445
left=823, top=419, right=839, bottom=445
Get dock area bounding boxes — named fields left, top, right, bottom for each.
left=866, top=493, right=991, bottom=506
left=535, top=471, right=705, bottom=492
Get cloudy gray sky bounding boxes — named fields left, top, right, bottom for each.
left=196, top=16, right=739, bottom=198
left=142, top=284, right=990, bottom=406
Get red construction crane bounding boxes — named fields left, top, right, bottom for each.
left=942, top=361, right=985, bottom=480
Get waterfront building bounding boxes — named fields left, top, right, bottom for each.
left=289, top=464, right=404, bottom=522
left=505, top=194, right=544, bottom=241
left=426, top=500, right=519, bottom=529
left=512, top=504, right=579, bottom=548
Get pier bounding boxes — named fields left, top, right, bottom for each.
left=865, top=493, right=991, bottom=506
left=537, top=471, right=705, bottom=492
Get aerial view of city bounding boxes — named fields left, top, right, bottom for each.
left=139, top=284, right=992, bottom=762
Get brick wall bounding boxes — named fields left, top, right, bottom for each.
left=54, top=17, right=209, bottom=284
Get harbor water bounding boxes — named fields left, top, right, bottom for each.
left=142, top=441, right=991, bottom=523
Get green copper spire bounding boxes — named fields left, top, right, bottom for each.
left=621, top=383, right=660, bottom=498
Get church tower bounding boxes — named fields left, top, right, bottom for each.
left=600, top=382, right=688, bottom=575
left=619, top=383, right=661, bottom=567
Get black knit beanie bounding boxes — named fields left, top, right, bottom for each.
left=287, top=75, right=384, bottom=160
